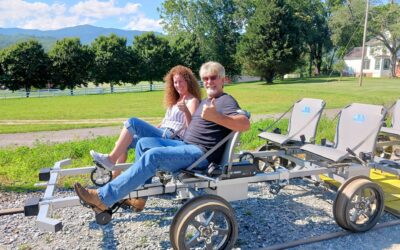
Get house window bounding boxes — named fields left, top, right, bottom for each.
left=383, top=59, right=390, bottom=70
left=363, top=59, right=370, bottom=69
left=374, top=59, right=381, bottom=70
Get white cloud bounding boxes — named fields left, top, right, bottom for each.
left=23, top=16, right=94, bottom=30
left=0, top=0, right=67, bottom=29
left=124, top=14, right=163, bottom=32
left=0, top=0, right=159, bottom=31
left=70, top=0, right=140, bottom=19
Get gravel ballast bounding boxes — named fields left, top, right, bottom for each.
left=1, top=178, right=400, bottom=250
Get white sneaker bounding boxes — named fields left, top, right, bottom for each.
left=90, top=150, right=115, bottom=171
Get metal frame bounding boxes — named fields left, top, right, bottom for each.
left=34, top=135, right=376, bottom=232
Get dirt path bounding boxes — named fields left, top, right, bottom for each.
left=0, top=117, right=160, bottom=125
left=0, top=109, right=340, bottom=148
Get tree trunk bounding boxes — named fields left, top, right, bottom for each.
left=314, top=45, right=323, bottom=75
left=391, top=53, right=397, bottom=78
left=328, top=48, right=337, bottom=73
left=70, top=87, right=74, bottom=96
left=110, top=83, right=114, bottom=93
left=150, top=80, right=153, bottom=91
left=264, top=70, right=275, bottom=84
left=25, top=85, right=30, bottom=98
left=308, top=45, right=314, bottom=77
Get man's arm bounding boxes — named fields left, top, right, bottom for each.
left=201, top=98, right=250, bottom=132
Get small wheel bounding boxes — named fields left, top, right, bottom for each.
left=170, top=195, right=238, bottom=250
left=90, top=167, right=112, bottom=187
left=333, top=178, right=384, bottom=232
left=95, top=210, right=112, bottom=225
left=239, top=152, right=254, bottom=163
left=376, top=135, right=394, bottom=159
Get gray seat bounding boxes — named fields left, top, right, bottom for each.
left=301, top=103, right=387, bottom=162
left=381, top=99, right=400, bottom=136
left=258, top=98, right=325, bottom=144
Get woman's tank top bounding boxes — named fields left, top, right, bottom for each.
left=161, top=104, right=186, bottom=138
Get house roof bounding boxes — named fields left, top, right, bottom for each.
left=366, top=38, right=383, bottom=46
left=344, top=47, right=366, bottom=60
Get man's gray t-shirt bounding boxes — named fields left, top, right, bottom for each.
left=183, top=93, right=240, bottom=163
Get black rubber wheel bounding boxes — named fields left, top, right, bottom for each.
left=239, top=152, right=254, bottom=163
left=170, top=195, right=238, bottom=250
left=90, top=167, right=112, bottom=187
left=95, top=210, right=112, bottom=225
left=333, top=176, right=368, bottom=230
left=333, top=178, right=384, bottom=232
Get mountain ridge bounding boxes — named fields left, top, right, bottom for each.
left=0, top=25, right=156, bottom=50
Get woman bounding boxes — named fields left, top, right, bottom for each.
left=90, top=65, right=201, bottom=173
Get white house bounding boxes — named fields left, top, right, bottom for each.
left=344, top=38, right=400, bottom=77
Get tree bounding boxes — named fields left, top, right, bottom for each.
left=132, top=32, right=172, bottom=89
left=91, top=34, right=131, bottom=93
left=160, top=0, right=242, bottom=78
left=0, top=51, right=5, bottom=88
left=369, top=3, right=400, bottom=77
left=236, top=0, right=304, bottom=83
left=328, top=0, right=366, bottom=59
left=290, top=0, right=333, bottom=76
left=49, top=38, right=94, bottom=95
left=169, top=33, right=204, bottom=77
left=0, top=40, right=49, bottom=97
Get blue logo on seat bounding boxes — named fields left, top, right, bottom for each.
left=301, top=106, right=311, bottom=114
left=353, top=114, right=366, bottom=123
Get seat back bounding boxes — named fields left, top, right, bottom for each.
left=219, top=110, right=250, bottom=167
left=391, top=99, right=400, bottom=130
left=335, top=103, right=386, bottom=155
left=219, top=131, right=241, bottom=167
left=287, top=98, right=326, bottom=142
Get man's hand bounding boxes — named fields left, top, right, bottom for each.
left=201, top=98, right=220, bottom=122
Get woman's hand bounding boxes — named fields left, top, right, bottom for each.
left=177, top=95, right=189, bottom=113
left=179, top=95, right=199, bottom=126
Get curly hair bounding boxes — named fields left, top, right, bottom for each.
left=163, top=65, right=202, bottom=108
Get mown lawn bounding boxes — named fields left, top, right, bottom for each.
left=0, top=76, right=399, bottom=133
left=225, top=77, right=400, bottom=114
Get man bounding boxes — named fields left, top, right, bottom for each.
left=74, top=61, right=250, bottom=213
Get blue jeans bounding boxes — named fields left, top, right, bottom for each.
left=124, top=117, right=177, bottom=150
left=98, top=137, right=208, bottom=206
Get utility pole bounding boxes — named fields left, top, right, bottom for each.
left=359, top=0, right=369, bottom=87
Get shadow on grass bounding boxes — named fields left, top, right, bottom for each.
left=231, top=76, right=356, bottom=86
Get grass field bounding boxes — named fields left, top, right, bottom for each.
left=0, top=76, right=399, bottom=133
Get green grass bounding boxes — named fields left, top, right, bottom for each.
left=0, top=91, right=167, bottom=120
left=224, top=77, right=400, bottom=114
left=0, top=123, right=120, bottom=134
left=1, top=77, right=399, bottom=120
left=0, top=118, right=337, bottom=192
left=0, top=77, right=399, bottom=133
left=0, top=135, right=135, bottom=192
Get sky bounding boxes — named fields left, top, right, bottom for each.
left=0, top=0, right=165, bottom=32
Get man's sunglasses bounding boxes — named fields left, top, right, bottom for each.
left=202, top=75, right=219, bottom=82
